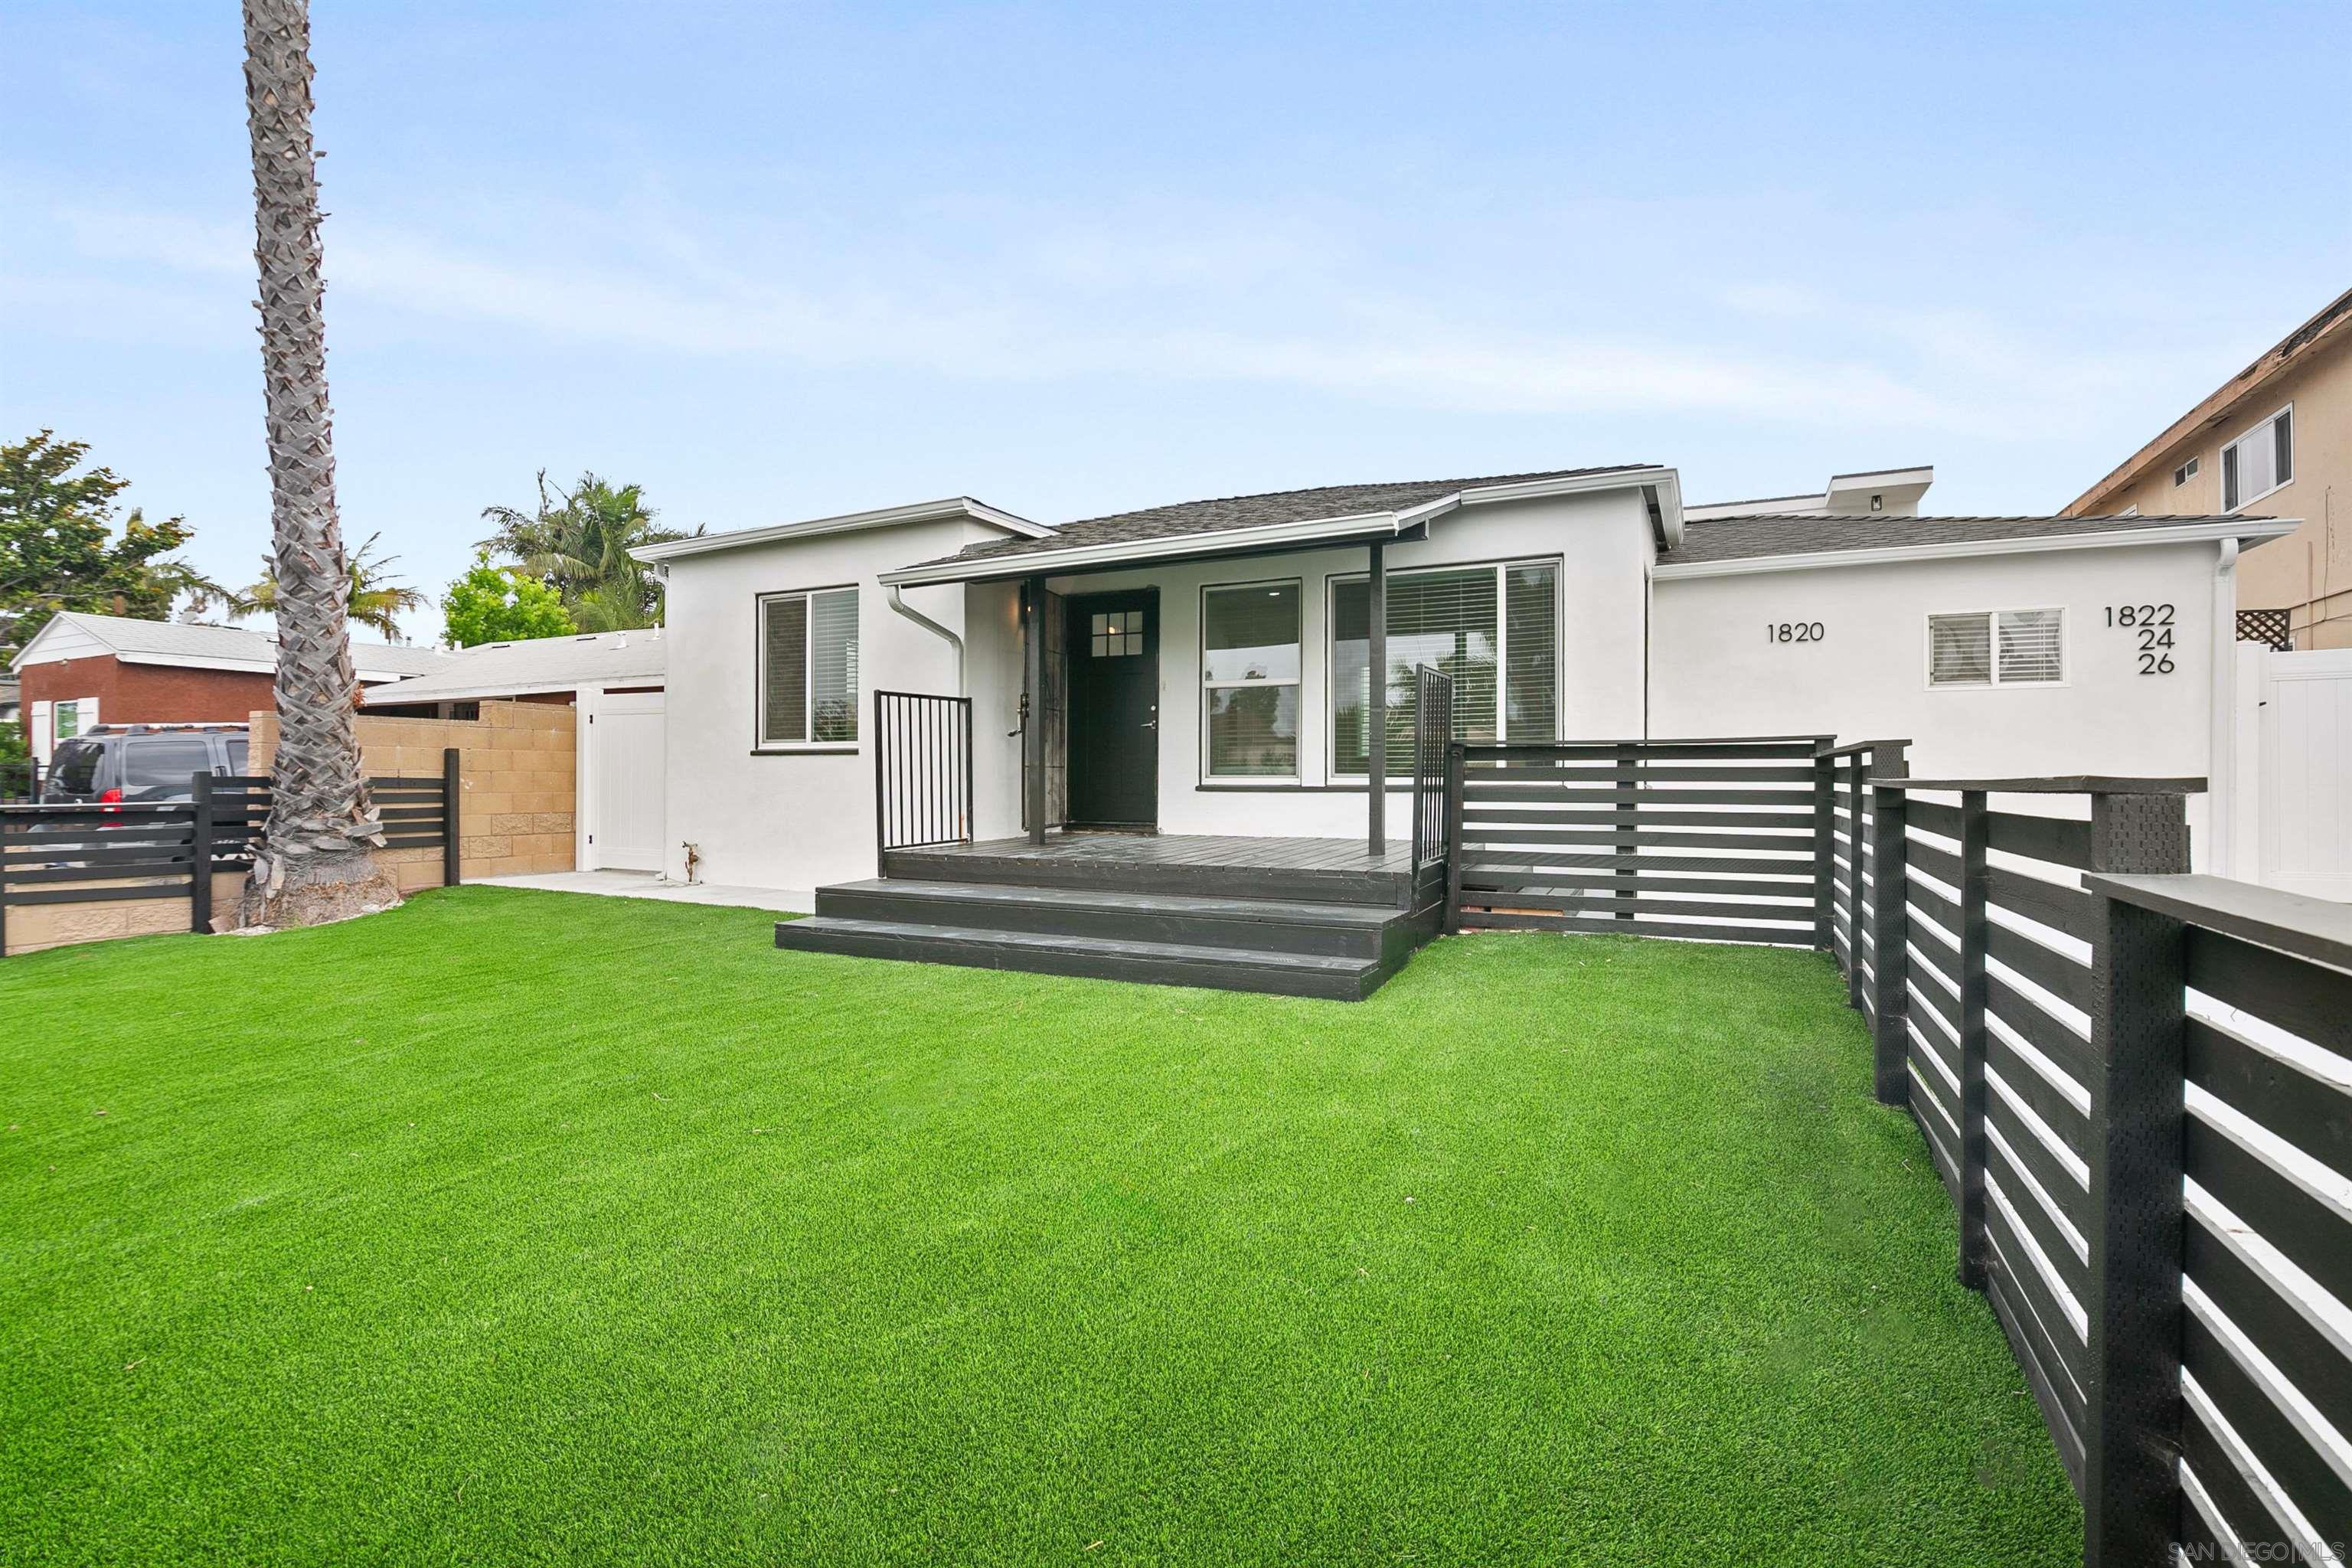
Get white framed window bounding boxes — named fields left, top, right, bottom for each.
left=1200, top=580, right=1299, bottom=779
left=1927, top=608, right=2065, bottom=688
left=1328, top=557, right=1558, bottom=777
left=756, top=586, right=859, bottom=748
left=2220, top=404, right=2293, bottom=511
left=2171, top=455, right=2198, bottom=487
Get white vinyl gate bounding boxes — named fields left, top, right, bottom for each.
left=586, top=691, right=666, bottom=872
left=2256, top=647, right=2352, bottom=900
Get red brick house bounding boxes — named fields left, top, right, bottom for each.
left=11, top=611, right=451, bottom=763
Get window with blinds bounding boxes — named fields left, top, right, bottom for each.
left=1928, top=608, right=2063, bottom=688
left=1330, top=557, right=1557, bottom=776
left=1202, top=581, right=1300, bottom=777
left=759, top=586, right=860, bottom=746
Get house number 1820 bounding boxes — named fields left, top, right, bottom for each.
left=1766, top=622, right=1826, bottom=643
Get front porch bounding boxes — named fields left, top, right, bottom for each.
left=779, top=830, right=1447, bottom=1000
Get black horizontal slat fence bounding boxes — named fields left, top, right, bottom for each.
left=1831, top=765, right=2352, bottom=1568
left=1, top=750, right=459, bottom=954
left=1446, top=735, right=1834, bottom=946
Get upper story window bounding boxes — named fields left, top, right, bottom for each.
left=1330, top=557, right=1557, bottom=776
left=758, top=586, right=859, bottom=747
left=1927, top=608, right=2064, bottom=688
left=1201, top=581, right=1299, bottom=779
left=2221, top=405, right=2293, bottom=511
left=2172, top=455, right=2198, bottom=487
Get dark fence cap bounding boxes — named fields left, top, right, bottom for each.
left=1874, top=776, right=2206, bottom=794
left=2086, top=872, right=2352, bottom=975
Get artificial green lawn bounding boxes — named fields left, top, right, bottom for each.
left=2, top=887, right=2079, bottom=1565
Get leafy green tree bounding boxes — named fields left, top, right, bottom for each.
left=0, top=431, right=231, bottom=660
left=234, top=531, right=430, bottom=642
left=441, top=552, right=577, bottom=646
left=479, top=470, right=698, bottom=631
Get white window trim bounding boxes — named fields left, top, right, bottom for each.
left=1923, top=606, right=2069, bottom=691
left=1324, top=555, right=1561, bottom=779
left=754, top=584, right=861, bottom=752
left=1198, top=577, right=1302, bottom=784
left=2220, top=400, right=2294, bottom=514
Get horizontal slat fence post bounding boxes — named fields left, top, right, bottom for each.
left=2080, top=791, right=2191, bottom=1568
left=190, top=771, right=214, bottom=934
left=1868, top=742, right=1909, bottom=1106
left=439, top=748, right=461, bottom=887
left=1812, top=743, right=1834, bottom=950
left=1847, top=752, right=1867, bottom=1008
left=1955, top=788, right=1988, bottom=1289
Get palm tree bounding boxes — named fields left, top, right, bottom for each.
left=237, top=0, right=397, bottom=926
left=234, top=531, right=430, bottom=642
left=479, top=470, right=694, bottom=631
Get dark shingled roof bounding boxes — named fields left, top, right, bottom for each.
left=928, top=464, right=1658, bottom=568
left=1664, top=512, right=2277, bottom=566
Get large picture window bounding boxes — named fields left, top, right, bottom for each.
left=758, top=586, right=859, bottom=746
left=1201, top=580, right=1300, bottom=778
left=1330, top=558, right=1557, bottom=776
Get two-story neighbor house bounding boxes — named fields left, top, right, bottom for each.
left=2066, top=285, right=2350, bottom=650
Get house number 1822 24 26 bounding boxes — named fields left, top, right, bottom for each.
left=2106, top=603, right=2177, bottom=675
left=1766, top=622, right=1826, bottom=643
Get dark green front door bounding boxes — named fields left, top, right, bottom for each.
left=1066, top=590, right=1158, bottom=828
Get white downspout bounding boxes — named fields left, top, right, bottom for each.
left=888, top=583, right=965, bottom=696
left=2207, top=537, right=2239, bottom=877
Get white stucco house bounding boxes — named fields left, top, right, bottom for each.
left=626, top=460, right=2292, bottom=928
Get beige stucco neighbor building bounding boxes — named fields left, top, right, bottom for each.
left=2066, top=286, right=2350, bottom=648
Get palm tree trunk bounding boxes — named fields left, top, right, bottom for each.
left=240, top=0, right=397, bottom=924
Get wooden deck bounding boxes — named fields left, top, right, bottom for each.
left=884, top=832, right=1429, bottom=909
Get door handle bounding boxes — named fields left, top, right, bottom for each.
left=1142, top=720, right=1157, bottom=730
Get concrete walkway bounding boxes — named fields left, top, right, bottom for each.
left=475, top=869, right=804, bottom=914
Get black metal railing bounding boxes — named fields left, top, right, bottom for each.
left=874, top=691, right=974, bottom=861
left=1, top=756, right=459, bottom=956
left=1410, top=665, right=1452, bottom=871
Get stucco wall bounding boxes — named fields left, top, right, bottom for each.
left=2091, top=345, right=2350, bottom=649
left=658, top=516, right=1000, bottom=900
left=1650, top=536, right=2236, bottom=865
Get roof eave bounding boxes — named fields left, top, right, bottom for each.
left=630, top=497, right=1049, bottom=565
left=1653, top=518, right=2300, bottom=580
left=881, top=466, right=1677, bottom=586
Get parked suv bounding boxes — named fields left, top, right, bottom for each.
left=41, top=724, right=250, bottom=805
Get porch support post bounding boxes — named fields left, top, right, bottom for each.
left=1024, top=575, right=1047, bottom=846
left=1367, top=541, right=1387, bottom=856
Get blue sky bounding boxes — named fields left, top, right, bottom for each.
left=7, top=2, right=2348, bottom=642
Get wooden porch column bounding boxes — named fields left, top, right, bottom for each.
left=1024, top=575, right=1047, bottom=846
left=1366, top=541, right=1387, bottom=856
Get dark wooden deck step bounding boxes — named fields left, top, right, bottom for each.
left=815, top=879, right=1402, bottom=959
left=884, top=846, right=1413, bottom=907
left=773, top=916, right=1390, bottom=1001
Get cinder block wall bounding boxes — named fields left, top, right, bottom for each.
left=249, top=700, right=577, bottom=884
left=3, top=871, right=247, bottom=958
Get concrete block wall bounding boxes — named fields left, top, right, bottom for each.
left=249, top=700, right=577, bottom=881
left=2, top=871, right=246, bottom=958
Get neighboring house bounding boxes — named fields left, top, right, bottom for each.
left=632, top=466, right=2291, bottom=907
left=364, top=629, right=667, bottom=872
left=11, top=611, right=452, bottom=764
left=2066, top=285, right=2350, bottom=649
left=1682, top=464, right=1934, bottom=521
